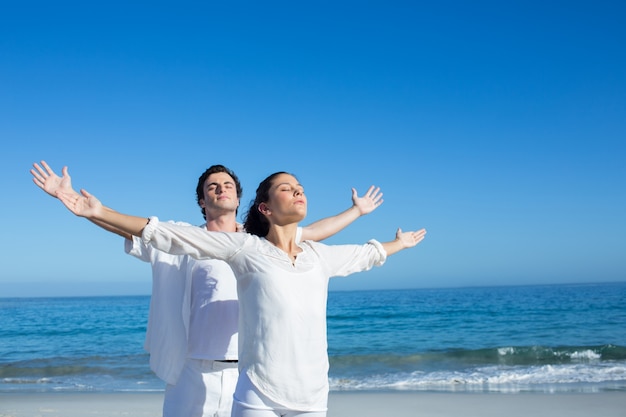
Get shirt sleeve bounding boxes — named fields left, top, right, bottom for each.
left=142, top=216, right=246, bottom=261
left=308, top=239, right=387, bottom=278
left=124, top=235, right=151, bottom=261
left=126, top=220, right=195, bottom=261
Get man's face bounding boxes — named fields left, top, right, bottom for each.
left=201, top=172, right=240, bottom=216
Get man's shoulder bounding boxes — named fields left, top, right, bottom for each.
left=189, top=222, right=244, bottom=232
left=164, top=219, right=195, bottom=227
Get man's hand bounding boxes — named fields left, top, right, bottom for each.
left=31, top=160, right=77, bottom=198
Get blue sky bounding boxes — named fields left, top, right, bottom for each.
left=1, top=1, right=624, bottom=297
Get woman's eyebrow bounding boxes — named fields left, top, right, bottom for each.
left=275, top=182, right=303, bottom=188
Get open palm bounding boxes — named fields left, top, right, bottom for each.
left=31, top=161, right=76, bottom=198
left=57, top=189, right=103, bottom=218
left=352, top=185, right=384, bottom=215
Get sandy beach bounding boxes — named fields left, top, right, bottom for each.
left=1, top=391, right=626, bottom=417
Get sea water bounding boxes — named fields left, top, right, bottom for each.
left=1, top=282, right=625, bottom=393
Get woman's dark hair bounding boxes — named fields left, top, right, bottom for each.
left=243, top=171, right=293, bottom=237
left=195, top=165, right=243, bottom=220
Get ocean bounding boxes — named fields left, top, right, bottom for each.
left=2, top=282, right=625, bottom=394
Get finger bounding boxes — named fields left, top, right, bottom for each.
left=32, top=177, right=43, bottom=188
left=30, top=168, right=43, bottom=183
left=368, top=185, right=382, bottom=199
left=32, top=163, right=46, bottom=177
left=41, top=160, right=53, bottom=175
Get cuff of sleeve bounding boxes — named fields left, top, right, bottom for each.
left=123, top=237, right=133, bottom=254
left=124, top=236, right=142, bottom=256
left=367, top=239, right=387, bottom=266
left=142, top=216, right=159, bottom=245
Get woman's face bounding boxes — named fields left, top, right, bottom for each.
left=265, top=173, right=307, bottom=225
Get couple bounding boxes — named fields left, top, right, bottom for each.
left=32, top=161, right=426, bottom=417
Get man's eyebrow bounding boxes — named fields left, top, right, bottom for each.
left=206, top=180, right=235, bottom=187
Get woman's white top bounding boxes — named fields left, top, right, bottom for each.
left=142, top=217, right=387, bottom=411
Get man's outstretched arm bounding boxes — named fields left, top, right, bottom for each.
left=31, top=160, right=134, bottom=240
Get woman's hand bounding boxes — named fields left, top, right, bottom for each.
left=351, top=185, right=383, bottom=215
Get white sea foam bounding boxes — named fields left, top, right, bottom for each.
left=568, top=349, right=602, bottom=360
left=329, top=362, right=626, bottom=393
left=498, top=347, right=515, bottom=355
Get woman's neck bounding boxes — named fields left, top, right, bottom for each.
left=265, top=223, right=302, bottom=262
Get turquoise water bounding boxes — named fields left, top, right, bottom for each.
left=2, top=282, right=625, bottom=393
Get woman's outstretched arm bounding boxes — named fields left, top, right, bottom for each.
left=381, top=228, right=427, bottom=256
left=300, top=185, right=384, bottom=241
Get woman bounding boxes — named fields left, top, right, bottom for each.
left=57, top=171, right=427, bottom=417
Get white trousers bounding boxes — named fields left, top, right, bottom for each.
left=163, top=358, right=239, bottom=417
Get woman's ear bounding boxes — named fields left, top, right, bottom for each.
left=258, top=203, right=270, bottom=215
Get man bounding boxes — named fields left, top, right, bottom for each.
left=31, top=160, right=383, bottom=417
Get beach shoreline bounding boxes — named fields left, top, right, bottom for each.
left=2, top=391, right=626, bottom=417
